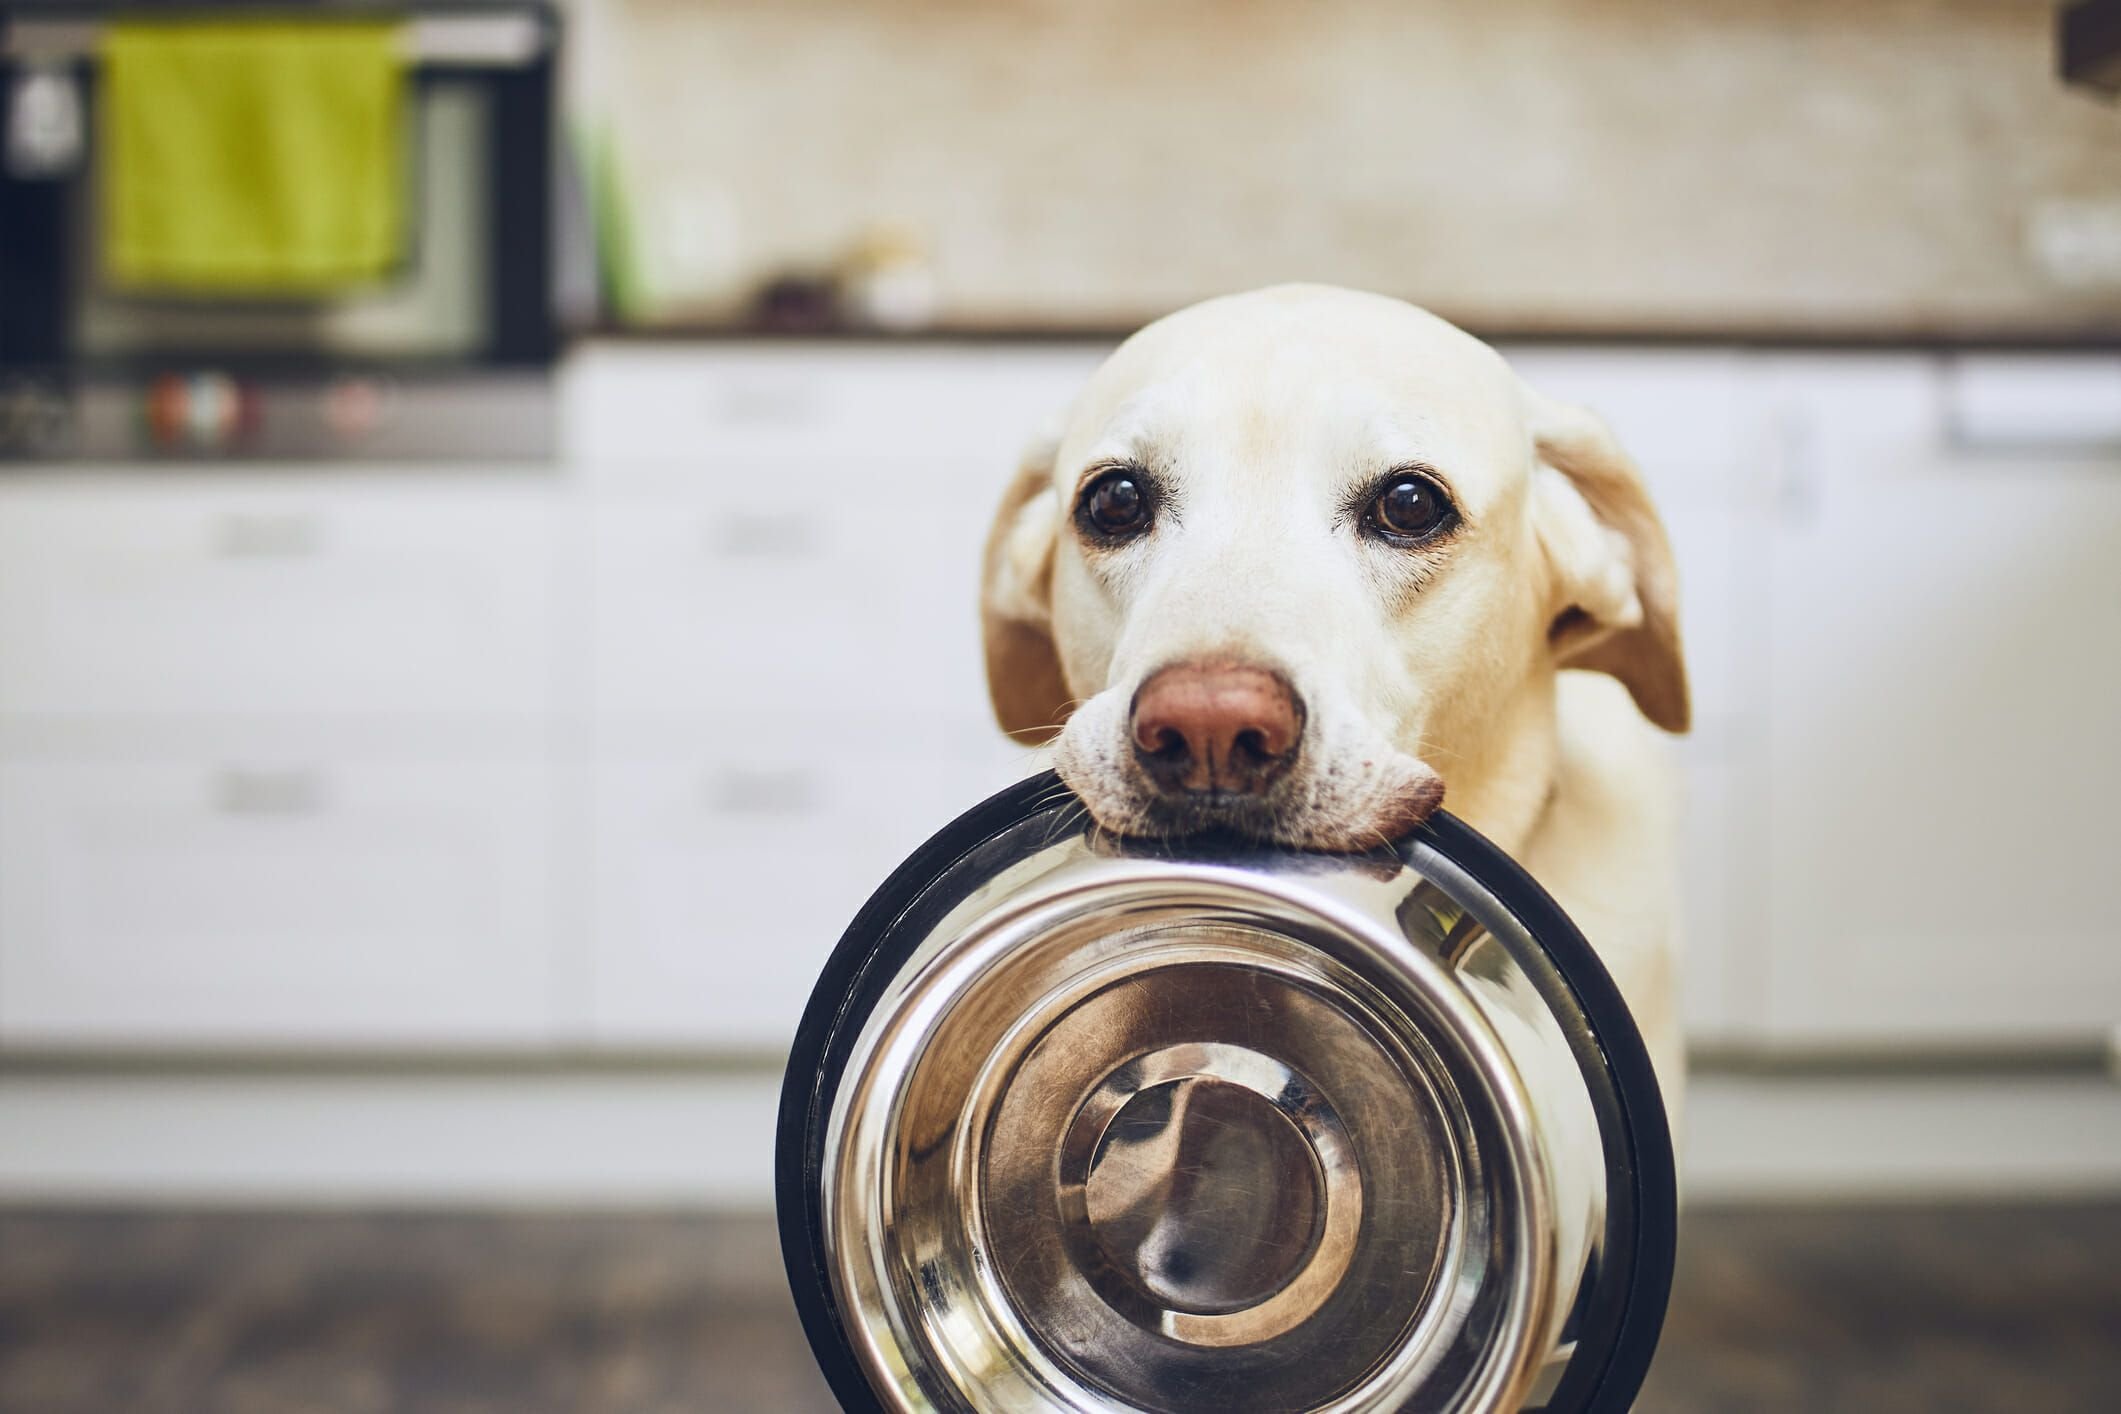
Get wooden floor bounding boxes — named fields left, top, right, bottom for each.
left=1, top=1204, right=2116, bottom=1412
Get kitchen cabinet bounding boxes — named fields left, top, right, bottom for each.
left=586, top=719, right=1028, bottom=1049
left=1, top=344, right=2112, bottom=1059
left=563, top=345, right=1103, bottom=477
left=0, top=757, right=559, bottom=1046
left=0, top=472, right=565, bottom=1050
left=568, top=346, right=1100, bottom=1048
left=0, top=478, right=558, bottom=720
left=587, top=480, right=992, bottom=731
left=1673, top=758, right=1753, bottom=1043
left=1756, top=356, right=2121, bottom=1047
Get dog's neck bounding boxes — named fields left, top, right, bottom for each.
left=1426, top=672, right=1562, bottom=857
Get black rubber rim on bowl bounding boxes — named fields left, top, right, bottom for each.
left=775, top=771, right=1676, bottom=1414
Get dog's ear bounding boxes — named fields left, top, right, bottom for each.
left=1525, top=388, right=1690, bottom=733
left=981, top=433, right=1073, bottom=743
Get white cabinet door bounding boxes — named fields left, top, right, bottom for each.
left=589, top=467, right=996, bottom=730
left=0, top=480, right=557, bottom=719
left=1674, top=754, right=1754, bottom=1044
left=588, top=718, right=1029, bottom=1050
left=1760, top=359, right=2121, bottom=1046
left=0, top=758, right=559, bottom=1046
left=564, top=345, right=1105, bottom=481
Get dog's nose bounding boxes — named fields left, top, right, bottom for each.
left=1130, top=663, right=1304, bottom=796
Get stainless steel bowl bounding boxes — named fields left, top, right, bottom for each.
left=778, top=773, right=1673, bottom=1413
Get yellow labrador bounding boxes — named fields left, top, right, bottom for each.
left=980, top=284, right=1690, bottom=1110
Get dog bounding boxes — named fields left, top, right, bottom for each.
left=979, top=284, right=1689, bottom=1112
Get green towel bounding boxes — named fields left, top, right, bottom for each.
left=100, top=18, right=406, bottom=293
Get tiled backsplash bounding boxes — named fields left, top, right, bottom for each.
left=574, top=0, right=2121, bottom=338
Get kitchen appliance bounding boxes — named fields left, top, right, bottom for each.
left=778, top=773, right=1675, bottom=1413
left=0, top=2, right=558, bottom=461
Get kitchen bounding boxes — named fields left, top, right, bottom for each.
left=2, top=1, right=2119, bottom=1410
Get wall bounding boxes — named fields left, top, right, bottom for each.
left=579, top=0, right=2121, bottom=337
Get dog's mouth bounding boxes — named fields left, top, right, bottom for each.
left=1124, top=788, right=1289, bottom=843
left=1048, top=686, right=1447, bottom=853
left=1058, top=757, right=1447, bottom=853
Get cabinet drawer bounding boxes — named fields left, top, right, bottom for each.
left=0, top=484, right=557, bottom=718
left=0, top=758, right=559, bottom=1046
left=565, top=345, right=1104, bottom=477
left=590, top=486, right=995, bottom=726
left=588, top=725, right=1029, bottom=1048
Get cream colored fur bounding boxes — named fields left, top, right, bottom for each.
left=981, top=284, right=1689, bottom=1112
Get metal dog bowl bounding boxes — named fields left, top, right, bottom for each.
left=777, top=772, right=1674, bottom=1413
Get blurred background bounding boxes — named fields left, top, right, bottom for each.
left=2, top=0, right=2119, bottom=1409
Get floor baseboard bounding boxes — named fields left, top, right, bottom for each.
left=2, top=1066, right=2116, bottom=1207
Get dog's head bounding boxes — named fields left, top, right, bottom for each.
left=982, top=285, right=1687, bottom=849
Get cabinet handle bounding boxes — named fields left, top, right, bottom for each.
left=1770, top=407, right=1820, bottom=527
left=713, top=380, right=823, bottom=428
left=704, top=510, right=823, bottom=559
left=1945, top=355, right=2121, bottom=453
left=212, top=511, right=323, bottom=558
left=702, top=766, right=821, bottom=815
left=215, top=767, right=327, bottom=816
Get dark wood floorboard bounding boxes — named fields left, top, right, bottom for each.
left=1, top=1204, right=2115, bottom=1412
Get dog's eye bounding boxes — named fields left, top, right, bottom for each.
left=1366, top=474, right=1455, bottom=543
left=1078, top=469, right=1153, bottom=541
